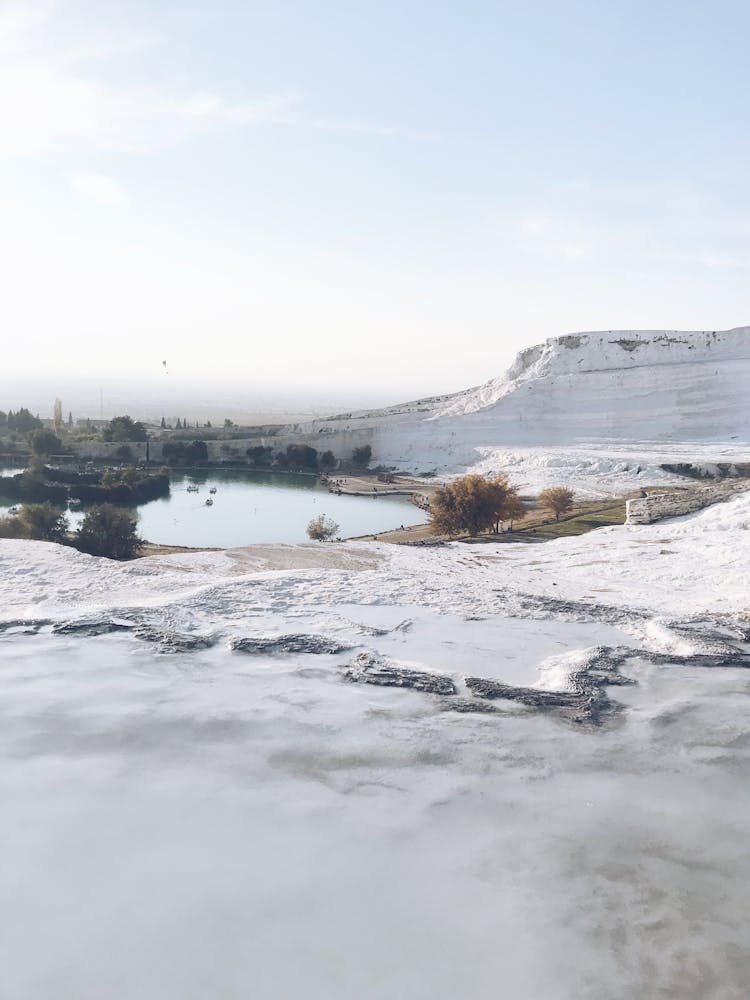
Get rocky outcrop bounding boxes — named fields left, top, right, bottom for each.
left=134, top=626, right=217, bottom=652
left=466, top=645, right=636, bottom=725
left=626, top=481, right=750, bottom=524
left=230, top=634, right=353, bottom=655
left=52, top=617, right=135, bottom=637
left=343, top=651, right=456, bottom=695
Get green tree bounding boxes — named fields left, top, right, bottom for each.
left=184, top=440, right=208, bottom=463
left=246, top=445, right=273, bottom=468
left=18, top=503, right=69, bottom=543
left=320, top=450, right=336, bottom=472
left=8, top=408, right=42, bottom=433
left=53, top=398, right=63, bottom=432
left=161, top=441, right=184, bottom=464
left=306, top=514, right=339, bottom=541
left=537, top=486, right=575, bottom=521
left=286, top=444, right=319, bottom=471
left=102, top=416, right=148, bottom=443
left=76, top=505, right=143, bottom=559
left=29, top=428, right=62, bottom=461
left=102, top=465, right=141, bottom=489
left=352, top=445, right=372, bottom=469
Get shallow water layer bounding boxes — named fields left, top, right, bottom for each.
left=1, top=609, right=749, bottom=1000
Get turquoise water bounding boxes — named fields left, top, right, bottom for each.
left=1, top=470, right=426, bottom=547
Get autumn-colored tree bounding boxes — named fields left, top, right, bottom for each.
left=537, top=486, right=575, bottom=521
left=503, top=490, right=526, bottom=530
left=430, top=473, right=523, bottom=536
left=486, top=474, right=525, bottom=533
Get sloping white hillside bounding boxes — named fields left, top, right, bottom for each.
left=299, top=327, right=750, bottom=483
left=432, top=327, right=750, bottom=425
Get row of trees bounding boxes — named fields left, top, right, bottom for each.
left=0, top=408, right=43, bottom=433
left=429, top=476, right=576, bottom=536
left=0, top=503, right=141, bottom=559
left=247, top=443, right=371, bottom=473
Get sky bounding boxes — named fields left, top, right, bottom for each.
left=2, top=0, right=750, bottom=403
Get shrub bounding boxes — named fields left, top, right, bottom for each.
left=18, top=503, right=69, bottom=543
left=75, top=504, right=142, bottom=559
left=0, top=516, right=24, bottom=539
left=306, top=514, right=339, bottom=541
left=0, top=503, right=68, bottom=542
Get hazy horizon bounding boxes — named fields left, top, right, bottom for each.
left=0, top=371, right=455, bottom=425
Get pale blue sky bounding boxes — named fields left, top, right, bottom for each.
left=2, top=0, right=749, bottom=397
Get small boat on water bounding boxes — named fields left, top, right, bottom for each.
left=209, top=487, right=217, bottom=494
left=205, top=498, right=213, bottom=506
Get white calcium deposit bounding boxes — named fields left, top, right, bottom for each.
left=289, top=327, right=750, bottom=492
